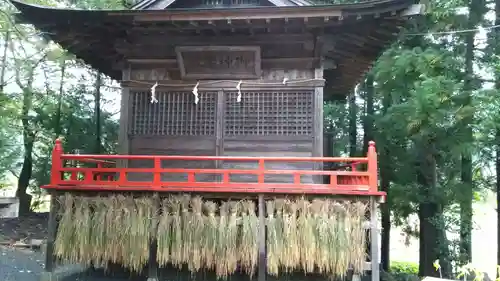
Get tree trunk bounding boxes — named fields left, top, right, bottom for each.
left=0, top=30, right=10, bottom=93
left=13, top=55, right=44, bottom=216
left=380, top=92, right=391, bottom=272
left=459, top=0, right=482, bottom=265
left=497, top=129, right=500, bottom=275
left=494, top=0, right=500, bottom=271
left=417, top=140, right=452, bottom=277
left=94, top=72, right=102, bottom=154
left=17, top=88, right=35, bottom=216
left=417, top=141, right=440, bottom=277
left=348, top=89, right=357, bottom=157
left=16, top=142, right=33, bottom=216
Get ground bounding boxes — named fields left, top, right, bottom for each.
left=0, top=213, right=127, bottom=281
left=0, top=212, right=48, bottom=243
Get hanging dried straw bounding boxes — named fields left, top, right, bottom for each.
left=281, top=199, right=299, bottom=273
left=188, top=196, right=204, bottom=272
left=349, top=202, right=368, bottom=275
left=89, top=197, right=108, bottom=267
left=226, top=201, right=241, bottom=274
left=53, top=194, right=368, bottom=279
left=202, top=200, right=218, bottom=269
left=266, top=200, right=279, bottom=276
left=216, top=202, right=230, bottom=278
left=169, top=196, right=183, bottom=268
left=54, top=194, right=75, bottom=262
left=239, top=200, right=258, bottom=277
left=157, top=198, right=173, bottom=266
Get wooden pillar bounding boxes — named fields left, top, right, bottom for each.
left=118, top=66, right=131, bottom=168
left=370, top=197, right=380, bottom=281
left=258, top=194, right=267, bottom=281
left=147, top=194, right=160, bottom=281
left=313, top=67, right=324, bottom=184
left=45, top=192, right=59, bottom=273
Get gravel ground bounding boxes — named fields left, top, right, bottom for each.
left=0, top=246, right=142, bottom=281
left=0, top=213, right=49, bottom=242
left=0, top=246, right=45, bottom=281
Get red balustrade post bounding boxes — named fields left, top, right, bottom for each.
left=367, top=141, right=378, bottom=192
left=153, top=157, right=161, bottom=186
left=51, top=139, right=63, bottom=185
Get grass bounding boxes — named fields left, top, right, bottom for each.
left=53, top=194, right=368, bottom=279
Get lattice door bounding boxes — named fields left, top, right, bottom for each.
left=224, top=91, right=314, bottom=136
left=129, top=91, right=217, bottom=136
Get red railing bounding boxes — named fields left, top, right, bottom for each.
left=43, top=139, right=384, bottom=197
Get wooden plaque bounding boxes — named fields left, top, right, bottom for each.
left=176, top=46, right=261, bottom=79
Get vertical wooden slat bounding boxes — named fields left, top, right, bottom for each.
left=143, top=90, right=148, bottom=135
left=166, top=92, right=171, bottom=135
left=258, top=194, right=267, bottom=281
left=44, top=193, right=59, bottom=273
left=216, top=90, right=224, bottom=168
left=160, top=91, right=165, bottom=135
left=152, top=91, right=157, bottom=135
left=370, top=197, right=380, bottom=281
left=189, top=91, right=194, bottom=135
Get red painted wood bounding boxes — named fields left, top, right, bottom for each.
left=44, top=139, right=381, bottom=197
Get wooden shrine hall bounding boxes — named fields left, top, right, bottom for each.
left=9, top=0, right=423, bottom=281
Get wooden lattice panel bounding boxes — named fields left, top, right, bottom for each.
left=130, top=91, right=217, bottom=136
left=224, top=91, right=314, bottom=136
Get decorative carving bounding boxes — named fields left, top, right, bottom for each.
left=176, top=46, right=261, bottom=79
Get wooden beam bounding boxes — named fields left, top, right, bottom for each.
left=122, top=57, right=321, bottom=70
left=128, top=22, right=327, bottom=33
left=123, top=33, right=315, bottom=46
left=130, top=8, right=343, bottom=22
left=121, top=80, right=325, bottom=89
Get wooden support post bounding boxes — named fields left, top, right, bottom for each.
left=370, top=197, right=380, bottom=281
left=147, top=194, right=160, bottom=281
left=258, top=194, right=267, bottom=281
left=45, top=192, right=59, bottom=273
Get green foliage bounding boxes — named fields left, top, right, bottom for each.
left=383, top=264, right=421, bottom=281
left=391, top=261, right=419, bottom=276
left=0, top=0, right=120, bottom=207
left=322, top=0, right=496, bottom=274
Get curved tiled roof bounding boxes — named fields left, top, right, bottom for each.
left=10, top=0, right=420, bottom=95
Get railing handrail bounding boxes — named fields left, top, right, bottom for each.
left=49, top=139, right=379, bottom=195
left=78, top=158, right=116, bottom=164
left=60, top=154, right=369, bottom=163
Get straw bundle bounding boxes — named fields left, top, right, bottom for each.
left=202, top=201, right=218, bottom=269
left=54, top=194, right=76, bottom=262
left=53, top=193, right=368, bottom=279
left=54, top=194, right=155, bottom=273
left=281, top=200, right=299, bottom=272
left=189, top=196, right=204, bottom=272
left=266, top=200, right=279, bottom=276
left=157, top=198, right=173, bottom=266
left=169, top=196, right=183, bottom=268
left=239, top=200, right=258, bottom=277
